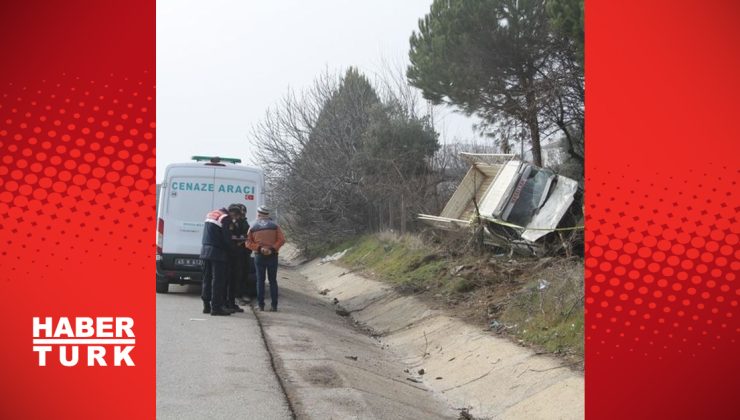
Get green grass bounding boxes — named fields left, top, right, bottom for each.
left=336, top=233, right=449, bottom=292
left=331, top=232, right=584, bottom=359
left=499, top=277, right=584, bottom=355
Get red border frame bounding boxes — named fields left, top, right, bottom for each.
left=0, top=1, right=155, bottom=418
left=586, top=1, right=739, bottom=418
left=0, top=1, right=737, bottom=418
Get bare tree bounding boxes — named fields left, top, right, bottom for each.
left=253, top=66, right=449, bottom=253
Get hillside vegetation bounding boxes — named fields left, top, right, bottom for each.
left=331, top=232, right=584, bottom=364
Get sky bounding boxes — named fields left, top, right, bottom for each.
left=157, top=0, right=483, bottom=181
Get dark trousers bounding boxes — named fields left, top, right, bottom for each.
left=237, top=251, right=253, bottom=298
left=255, top=254, right=278, bottom=309
left=201, top=259, right=227, bottom=309
left=227, top=252, right=244, bottom=305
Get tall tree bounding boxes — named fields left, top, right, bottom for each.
left=545, top=0, right=584, bottom=170
left=361, top=105, right=438, bottom=177
left=360, top=106, right=440, bottom=232
left=289, top=67, right=380, bottom=239
left=408, top=0, right=553, bottom=167
left=254, top=67, right=444, bottom=251
left=547, top=0, right=584, bottom=64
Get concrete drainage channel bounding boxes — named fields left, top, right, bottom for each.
left=254, top=266, right=458, bottom=420
left=293, top=260, right=585, bottom=420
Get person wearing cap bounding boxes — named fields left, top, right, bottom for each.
left=246, top=205, right=286, bottom=311
left=225, top=204, right=248, bottom=313
left=200, top=207, right=236, bottom=316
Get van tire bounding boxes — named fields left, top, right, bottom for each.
left=156, top=281, right=169, bottom=294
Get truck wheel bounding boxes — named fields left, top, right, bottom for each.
left=156, top=280, right=169, bottom=294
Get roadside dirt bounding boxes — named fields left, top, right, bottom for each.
left=327, top=234, right=585, bottom=369
left=254, top=266, right=457, bottom=420
left=411, top=257, right=585, bottom=370
left=299, top=259, right=585, bottom=420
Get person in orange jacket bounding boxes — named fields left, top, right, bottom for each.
left=245, top=205, right=286, bottom=311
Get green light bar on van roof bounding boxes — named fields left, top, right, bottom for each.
left=191, top=156, right=242, bottom=164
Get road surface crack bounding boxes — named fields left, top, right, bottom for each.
left=252, top=305, right=298, bottom=420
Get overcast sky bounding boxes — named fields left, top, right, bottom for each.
left=157, top=0, right=482, bottom=181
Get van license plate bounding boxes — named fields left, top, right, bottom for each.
left=176, top=258, right=202, bottom=267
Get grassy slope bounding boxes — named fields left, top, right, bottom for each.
left=331, top=232, right=584, bottom=361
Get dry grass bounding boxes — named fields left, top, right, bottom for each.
left=331, top=231, right=585, bottom=365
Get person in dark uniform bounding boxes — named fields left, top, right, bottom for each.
left=200, top=207, right=234, bottom=316
left=236, top=203, right=253, bottom=304
left=224, top=204, right=248, bottom=313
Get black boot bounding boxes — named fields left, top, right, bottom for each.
left=211, top=306, right=232, bottom=316
left=227, top=303, right=244, bottom=313
left=203, top=302, right=211, bottom=314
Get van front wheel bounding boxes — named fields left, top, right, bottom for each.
left=156, top=280, right=169, bottom=294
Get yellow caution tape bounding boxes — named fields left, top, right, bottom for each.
left=475, top=215, right=584, bottom=232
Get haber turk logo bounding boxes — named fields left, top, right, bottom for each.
left=32, top=317, right=136, bottom=367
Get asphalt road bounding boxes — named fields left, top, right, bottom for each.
left=256, top=268, right=456, bottom=420
left=157, top=266, right=456, bottom=420
left=156, top=285, right=292, bottom=420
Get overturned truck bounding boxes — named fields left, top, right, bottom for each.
left=419, top=153, right=583, bottom=256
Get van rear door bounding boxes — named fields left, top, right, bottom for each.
left=212, top=167, right=261, bottom=221
left=163, top=167, right=215, bottom=255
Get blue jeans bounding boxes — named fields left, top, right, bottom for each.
left=254, top=254, right=278, bottom=309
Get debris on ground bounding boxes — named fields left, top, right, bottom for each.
left=320, top=249, right=350, bottom=264
left=458, top=407, right=475, bottom=420
left=451, top=265, right=467, bottom=276
left=344, top=355, right=358, bottom=361
left=418, top=368, right=425, bottom=375
left=319, top=288, right=330, bottom=295
left=436, top=377, right=443, bottom=380
left=331, top=233, right=584, bottom=364
left=332, top=297, right=339, bottom=305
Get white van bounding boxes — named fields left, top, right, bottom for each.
left=155, top=156, right=265, bottom=293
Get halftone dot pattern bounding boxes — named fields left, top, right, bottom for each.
left=0, top=1, right=155, bottom=418
left=0, top=73, right=155, bottom=284
left=585, top=165, right=739, bottom=359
